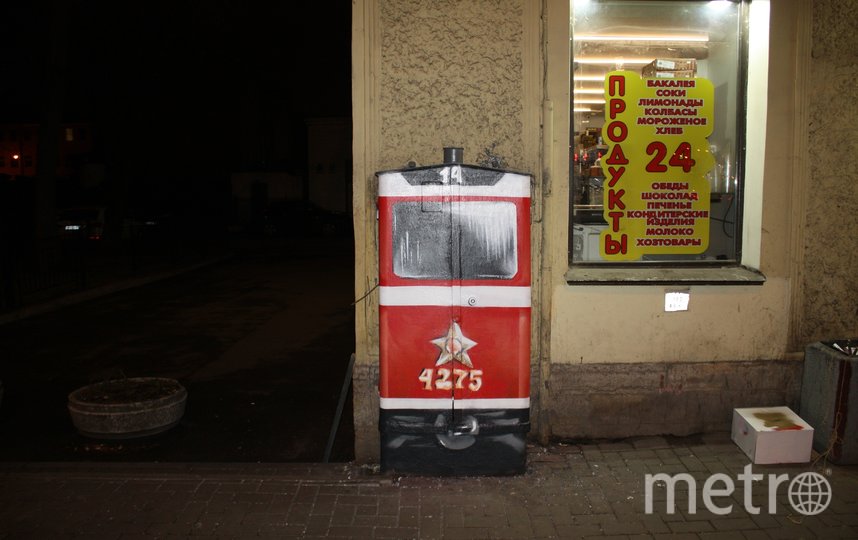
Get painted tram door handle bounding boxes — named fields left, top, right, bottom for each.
left=377, top=149, right=531, bottom=476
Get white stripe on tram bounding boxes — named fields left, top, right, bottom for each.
left=378, top=172, right=531, bottom=198
left=379, top=286, right=531, bottom=307
left=380, top=397, right=530, bottom=410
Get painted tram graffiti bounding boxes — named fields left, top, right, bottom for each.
left=377, top=150, right=531, bottom=475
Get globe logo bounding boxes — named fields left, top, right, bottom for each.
left=788, top=472, right=832, bottom=516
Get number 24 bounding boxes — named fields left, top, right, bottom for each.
left=646, top=141, right=695, bottom=173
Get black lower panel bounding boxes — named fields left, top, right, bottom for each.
left=379, top=408, right=529, bottom=476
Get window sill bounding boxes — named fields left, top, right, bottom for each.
left=565, top=265, right=766, bottom=286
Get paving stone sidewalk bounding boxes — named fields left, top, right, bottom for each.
left=1, top=433, right=856, bottom=539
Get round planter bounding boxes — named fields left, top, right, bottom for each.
left=68, top=377, right=187, bottom=439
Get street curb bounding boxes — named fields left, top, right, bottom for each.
left=0, top=254, right=232, bottom=326
left=0, top=461, right=390, bottom=484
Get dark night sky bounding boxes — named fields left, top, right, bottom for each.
left=1, top=0, right=350, bottom=213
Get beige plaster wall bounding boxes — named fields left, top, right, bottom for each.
left=801, top=0, right=858, bottom=343
left=377, top=0, right=528, bottom=171
left=550, top=280, right=792, bottom=364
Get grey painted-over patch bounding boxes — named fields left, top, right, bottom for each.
left=548, top=360, right=802, bottom=440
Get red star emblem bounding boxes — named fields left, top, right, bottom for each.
left=430, top=321, right=477, bottom=368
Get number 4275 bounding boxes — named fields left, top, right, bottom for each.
left=418, top=368, right=483, bottom=391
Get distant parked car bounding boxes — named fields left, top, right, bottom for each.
left=57, top=207, right=107, bottom=241
left=122, top=208, right=174, bottom=240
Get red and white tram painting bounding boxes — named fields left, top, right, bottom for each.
left=377, top=152, right=531, bottom=475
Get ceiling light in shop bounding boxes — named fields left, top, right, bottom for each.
left=707, top=0, right=732, bottom=12
left=573, top=108, right=593, bottom=112
left=573, top=89, right=604, bottom=94
left=573, top=34, right=708, bottom=43
left=574, top=98, right=605, bottom=104
left=574, top=75, right=605, bottom=82
left=575, top=57, right=652, bottom=65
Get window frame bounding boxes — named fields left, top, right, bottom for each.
left=567, top=0, right=753, bottom=271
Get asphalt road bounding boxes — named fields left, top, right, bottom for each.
left=0, top=236, right=356, bottom=463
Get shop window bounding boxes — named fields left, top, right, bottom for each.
left=569, top=0, right=747, bottom=265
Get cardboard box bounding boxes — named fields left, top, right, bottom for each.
left=646, top=58, right=697, bottom=71
left=641, top=69, right=696, bottom=79
left=731, top=406, right=814, bottom=464
left=642, top=58, right=697, bottom=78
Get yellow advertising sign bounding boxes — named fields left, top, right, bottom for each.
left=599, top=70, right=715, bottom=261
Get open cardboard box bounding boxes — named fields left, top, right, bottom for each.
left=731, top=406, right=813, bottom=464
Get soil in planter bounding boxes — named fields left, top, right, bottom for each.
left=74, top=378, right=183, bottom=404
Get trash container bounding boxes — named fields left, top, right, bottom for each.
left=377, top=148, right=531, bottom=475
left=800, top=340, right=857, bottom=464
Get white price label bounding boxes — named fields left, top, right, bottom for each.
left=664, top=291, right=690, bottom=312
